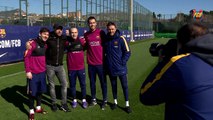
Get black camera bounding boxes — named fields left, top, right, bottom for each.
left=149, top=39, right=178, bottom=61
left=149, top=43, right=165, bottom=56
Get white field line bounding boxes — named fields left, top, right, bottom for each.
left=0, top=61, right=67, bottom=80
left=0, top=71, right=25, bottom=79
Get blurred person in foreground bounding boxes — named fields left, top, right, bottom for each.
left=104, top=22, right=131, bottom=113
left=140, top=22, right=213, bottom=120
left=24, top=27, right=49, bottom=120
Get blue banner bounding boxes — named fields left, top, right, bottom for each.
left=0, top=25, right=43, bottom=64
left=0, top=25, right=153, bottom=64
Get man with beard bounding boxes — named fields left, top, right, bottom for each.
left=26, top=24, right=70, bottom=112
left=104, top=22, right=132, bottom=113
left=84, top=16, right=107, bottom=109
left=46, top=24, right=70, bottom=112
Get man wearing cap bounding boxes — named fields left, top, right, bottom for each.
left=46, top=24, right=70, bottom=112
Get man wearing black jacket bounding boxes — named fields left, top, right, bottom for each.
left=46, top=24, right=70, bottom=112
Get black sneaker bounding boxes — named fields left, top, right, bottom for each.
left=101, top=101, right=107, bottom=110
left=89, top=99, right=97, bottom=106
left=60, top=104, right=71, bottom=112
left=51, top=104, right=58, bottom=112
left=111, top=103, right=117, bottom=110
left=125, top=106, right=132, bottom=114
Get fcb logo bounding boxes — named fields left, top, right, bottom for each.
left=96, top=35, right=100, bottom=39
left=114, top=41, right=118, bottom=45
left=0, top=29, right=6, bottom=38
left=191, top=9, right=203, bottom=20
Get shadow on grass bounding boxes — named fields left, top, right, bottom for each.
left=43, top=85, right=96, bottom=109
left=67, top=88, right=103, bottom=109
left=106, top=101, right=130, bottom=114
left=0, top=84, right=112, bottom=114
left=0, top=85, right=52, bottom=116
left=0, top=85, right=29, bottom=116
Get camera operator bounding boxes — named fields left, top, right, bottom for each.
left=140, top=22, right=213, bottom=120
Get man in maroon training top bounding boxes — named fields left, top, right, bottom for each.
left=84, top=16, right=107, bottom=109
left=24, top=27, right=49, bottom=120
left=66, top=27, right=88, bottom=109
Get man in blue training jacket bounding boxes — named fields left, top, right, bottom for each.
left=104, top=22, right=131, bottom=113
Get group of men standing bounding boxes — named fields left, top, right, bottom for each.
left=24, top=16, right=132, bottom=120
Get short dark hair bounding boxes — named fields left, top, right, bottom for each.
left=177, top=22, right=208, bottom=45
left=87, top=16, right=96, bottom=24
left=53, top=23, right=63, bottom=30
left=106, top=21, right=117, bottom=28
left=39, top=27, right=50, bottom=34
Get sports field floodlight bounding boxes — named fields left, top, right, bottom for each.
left=130, top=0, right=134, bottom=42
left=19, top=0, right=28, bottom=26
left=43, top=0, right=52, bottom=26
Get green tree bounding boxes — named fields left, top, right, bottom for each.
left=157, top=14, right=162, bottom=20
left=153, top=12, right=157, bottom=19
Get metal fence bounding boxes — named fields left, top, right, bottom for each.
left=0, top=0, right=153, bottom=31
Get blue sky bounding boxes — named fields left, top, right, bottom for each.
left=139, top=0, right=213, bottom=14
left=0, top=0, right=212, bottom=15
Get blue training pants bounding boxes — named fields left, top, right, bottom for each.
left=68, top=69, right=86, bottom=99
left=109, top=74, right=129, bottom=101
left=88, top=65, right=107, bottom=101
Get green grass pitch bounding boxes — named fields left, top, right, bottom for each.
left=0, top=38, right=169, bottom=120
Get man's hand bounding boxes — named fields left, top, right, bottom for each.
left=26, top=72, right=32, bottom=79
left=26, top=40, right=33, bottom=50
